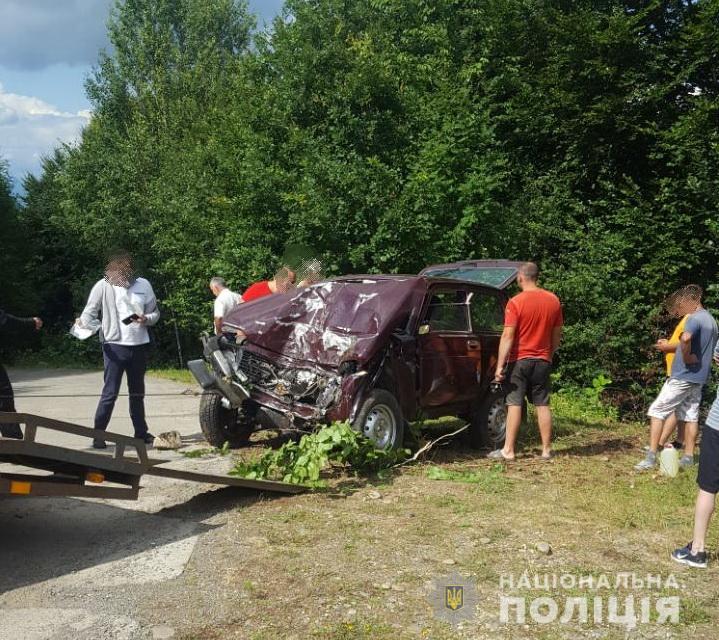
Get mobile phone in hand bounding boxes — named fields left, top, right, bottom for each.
left=122, top=314, right=140, bottom=325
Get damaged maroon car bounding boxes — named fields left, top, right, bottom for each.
left=187, top=261, right=521, bottom=450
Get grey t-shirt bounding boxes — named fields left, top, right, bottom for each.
left=671, top=308, right=718, bottom=384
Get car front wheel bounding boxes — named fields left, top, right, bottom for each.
left=352, top=389, right=405, bottom=450
left=199, top=390, right=254, bottom=448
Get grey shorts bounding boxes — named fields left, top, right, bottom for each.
left=505, top=358, right=552, bottom=406
left=647, top=378, right=702, bottom=423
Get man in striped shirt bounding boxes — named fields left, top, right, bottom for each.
left=672, top=342, right=719, bottom=569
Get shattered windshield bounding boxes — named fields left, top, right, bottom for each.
left=422, top=267, right=517, bottom=288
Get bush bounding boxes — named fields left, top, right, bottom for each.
left=232, top=421, right=409, bottom=487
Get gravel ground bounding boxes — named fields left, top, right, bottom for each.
left=0, top=368, right=266, bottom=640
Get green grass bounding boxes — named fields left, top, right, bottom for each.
left=425, top=463, right=512, bottom=492
left=147, top=367, right=196, bottom=384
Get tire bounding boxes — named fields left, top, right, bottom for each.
left=352, top=389, right=405, bottom=450
left=199, top=391, right=253, bottom=448
left=463, top=393, right=507, bottom=450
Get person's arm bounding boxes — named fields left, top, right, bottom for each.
left=213, top=296, right=226, bottom=335
left=655, top=339, right=677, bottom=354
left=680, top=330, right=698, bottom=365
left=495, top=299, right=518, bottom=381
left=0, top=308, right=41, bottom=330
left=137, top=281, right=160, bottom=326
left=495, top=326, right=516, bottom=381
left=551, top=326, right=562, bottom=359
left=78, top=281, right=104, bottom=328
left=551, top=304, right=563, bottom=359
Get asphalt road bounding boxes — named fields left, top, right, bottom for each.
left=0, top=368, right=245, bottom=640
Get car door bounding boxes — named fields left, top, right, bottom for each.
left=416, top=287, right=482, bottom=410
left=467, top=287, right=506, bottom=388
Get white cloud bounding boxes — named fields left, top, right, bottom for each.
left=0, top=0, right=112, bottom=70
left=0, top=82, right=90, bottom=184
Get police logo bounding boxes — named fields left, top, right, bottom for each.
left=445, top=585, right=464, bottom=611
left=429, top=572, right=479, bottom=625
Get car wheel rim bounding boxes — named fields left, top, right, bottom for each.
left=363, top=404, right=396, bottom=448
left=487, top=398, right=507, bottom=446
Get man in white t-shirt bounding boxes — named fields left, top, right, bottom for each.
left=209, top=277, right=242, bottom=336
left=79, top=250, right=160, bottom=448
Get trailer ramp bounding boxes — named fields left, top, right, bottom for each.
left=0, top=413, right=304, bottom=499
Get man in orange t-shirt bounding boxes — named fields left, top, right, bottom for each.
left=488, top=262, right=563, bottom=461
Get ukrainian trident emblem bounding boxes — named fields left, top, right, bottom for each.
left=445, top=585, right=464, bottom=611
left=429, top=572, right=479, bottom=624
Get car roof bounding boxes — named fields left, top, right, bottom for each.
left=326, top=273, right=505, bottom=295
left=419, top=260, right=522, bottom=289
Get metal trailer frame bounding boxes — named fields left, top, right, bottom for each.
left=0, top=413, right=305, bottom=499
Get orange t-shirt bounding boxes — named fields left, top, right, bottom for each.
left=504, top=289, right=563, bottom=362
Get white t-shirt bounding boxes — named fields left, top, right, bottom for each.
left=109, top=279, right=155, bottom=346
left=214, top=288, right=242, bottom=319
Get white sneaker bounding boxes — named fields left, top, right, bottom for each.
left=634, top=454, right=656, bottom=471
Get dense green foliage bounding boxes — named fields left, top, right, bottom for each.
left=0, top=161, right=29, bottom=312
left=3, top=0, right=718, bottom=396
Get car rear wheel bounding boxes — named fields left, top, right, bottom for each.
left=464, top=393, right=507, bottom=450
left=199, top=390, right=254, bottom=448
left=352, top=390, right=405, bottom=450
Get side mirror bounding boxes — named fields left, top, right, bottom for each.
left=418, top=323, right=430, bottom=336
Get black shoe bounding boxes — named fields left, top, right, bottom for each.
left=0, top=426, right=23, bottom=439
left=137, top=432, right=155, bottom=445
left=671, top=542, right=708, bottom=568
left=92, top=439, right=107, bottom=449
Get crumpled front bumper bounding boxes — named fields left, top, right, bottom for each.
left=187, top=357, right=251, bottom=408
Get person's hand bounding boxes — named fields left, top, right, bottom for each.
left=33, top=317, right=43, bottom=330
left=655, top=338, right=668, bottom=350
left=134, top=314, right=147, bottom=325
left=75, top=317, right=84, bottom=328
left=494, top=367, right=505, bottom=382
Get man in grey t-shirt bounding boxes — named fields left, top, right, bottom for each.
left=672, top=341, right=719, bottom=569
left=636, top=286, right=718, bottom=470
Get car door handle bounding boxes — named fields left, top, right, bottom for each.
left=467, top=339, right=481, bottom=350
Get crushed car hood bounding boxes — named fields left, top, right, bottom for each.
left=223, top=276, right=428, bottom=368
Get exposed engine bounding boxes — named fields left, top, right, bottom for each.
left=229, top=346, right=340, bottom=408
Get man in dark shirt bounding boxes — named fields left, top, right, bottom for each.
left=0, top=308, right=43, bottom=438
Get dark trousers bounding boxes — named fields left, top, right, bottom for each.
left=94, top=343, right=150, bottom=437
left=0, top=362, right=23, bottom=438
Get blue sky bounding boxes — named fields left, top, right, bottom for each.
left=0, top=0, right=284, bottom=187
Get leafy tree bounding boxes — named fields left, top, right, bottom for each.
left=13, top=0, right=719, bottom=399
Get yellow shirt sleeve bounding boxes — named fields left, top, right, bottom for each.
left=665, top=315, right=689, bottom=376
